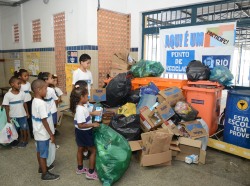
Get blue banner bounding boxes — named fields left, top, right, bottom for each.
left=202, top=55, right=231, bottom=69
left=166, top=50, right=195, bottom=73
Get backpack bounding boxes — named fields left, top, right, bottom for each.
left=186, top=60, right=210, bottom=81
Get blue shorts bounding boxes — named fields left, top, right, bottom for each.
left=52, top=112, right=57, bottom=125
left=36, top=140, right=49, bottom=158
left=75, top=128, right=94, bottom=147
left=13, top=117, right=28, bottom=130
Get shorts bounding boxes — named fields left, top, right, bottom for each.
left=36, top=140, right=49, bottom=158
left=75, top=128, right=94, bottom=147
left=13, top=117, right=28, bottom=130
left=52, top=112, right=57, bottom=125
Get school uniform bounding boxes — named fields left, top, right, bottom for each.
left=32, top=98, right=54, bottom=158
left=21, top=82, right=33, bottom=135
left=2, top=91, right=28, bottom=130
left=74, top=105, right=94, bottom=147
left=44, top=87, right=58, bottom=127
left=72, top=68, right=93, bottom=98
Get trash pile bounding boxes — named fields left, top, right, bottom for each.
left=89, top=57, right=232, bottom=185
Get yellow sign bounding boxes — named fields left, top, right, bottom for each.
left=237, top=100, right=248, bottom=110
left=65, top=64, right=79, bottom=92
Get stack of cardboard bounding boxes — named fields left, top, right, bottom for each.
left=110, top=52, right=130, bottom=78
left=130, top=129, right=173, bottom=166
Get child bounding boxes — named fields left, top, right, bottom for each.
left=72, top=54, right=93, bottom=99
left=14, top=69, right=33, bottom=139
left=70, top=86, right=99, bottom=180
left=2, top=76, right=29, bottom=148
left=49, top=74, right=63, bottom=136
left=38, top=72, right=58, bottom=137
left=52, top=74, right=63, bottom=104
left=74, top=80, right=102, bottom=160
left=31, top=79, right=60, bottom=181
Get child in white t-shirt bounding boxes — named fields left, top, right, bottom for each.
left=14, top=69, right=33, bottom=138
left=70, top=86, right=99, bottom=180
left=72, top=54, right=93, bottom=99
left=31, top=79, right=60, bottom=181
left=37, top=72, right=58, bottom=137
left=51, top=74, right=63, bottom=104
left=2, top=76, right=29, bottom=148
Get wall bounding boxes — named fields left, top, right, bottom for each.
left=0, top=0, right=218, bottom=88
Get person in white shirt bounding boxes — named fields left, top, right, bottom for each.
left=51, top=74, right=63, bottom=104
left=31, top=79, right=60, bottom=181
left=14, top=69, right=33, bottom=138
left=37, top=72, right=58, bottom=137
left=70, top=85, right=99, bottom=180
left=2, top=76, right=29, bottom=148
left=72, top=54, right=93, bottom=99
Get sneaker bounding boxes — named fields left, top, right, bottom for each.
left=38, top=164, right=55, bottom=174
left=41, top=171, right=60, bottom=181
left=76, top=167, right=88, bottom=174
left=17, top=142, right=26, bottom=148
left=86, top=171, right=99, bottom=180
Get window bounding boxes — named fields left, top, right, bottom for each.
left=32, top=19, right=41, bottom=42
left=13, top=24, right=19, bottom=43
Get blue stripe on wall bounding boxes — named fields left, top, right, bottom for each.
left=0, top=46, right=137, bottom=53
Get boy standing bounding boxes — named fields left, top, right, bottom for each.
left=31, top=79, right=60, bottom=181
left=72, top=54, right=93, bottom=99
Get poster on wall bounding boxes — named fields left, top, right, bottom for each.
left=24, top=52, right=40, bottom=76
left=65, top=63, right=79, bottom=92
left=160, top=22, right=236, bottom=74
left=67, top=51, right=78, bottom=63
left=14, top=60, right=21, bottom=71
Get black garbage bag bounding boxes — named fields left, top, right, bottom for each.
left=126, top=89, right=140, bottom=103
left=106, top=72, right=132, bottom=107
left=110, top=114, right=141, bottom=141
left=186, top=60, right=210, bottom=81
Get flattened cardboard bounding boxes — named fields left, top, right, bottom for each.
left=90, top=88, right=106, bottom=102
left=180, top=120, right=207, bottom=139
left=140, top=151, right=172, bottom=167
left=129, top=141, right=143, bottom=151
left=158, top=87, right=185, bottom=106
left=111, top=52, right=129, bottom=70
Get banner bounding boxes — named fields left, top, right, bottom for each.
left=160, top=22, right=236, bottom=74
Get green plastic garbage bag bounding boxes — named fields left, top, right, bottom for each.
left=131, top=60, right=164, bottom=77
left=94, top=124, right=132, bottom=186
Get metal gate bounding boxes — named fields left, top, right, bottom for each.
left=142, top=0, right=250, bottom=85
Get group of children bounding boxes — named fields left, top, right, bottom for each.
left=2, top=54, right=101, bottom=181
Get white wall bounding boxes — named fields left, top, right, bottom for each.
left=0, top=0, right=218, bottom=50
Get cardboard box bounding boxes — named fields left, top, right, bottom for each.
left=110, top=69, right=127, bottom=78
left=154, top=101, right=175, bottom=122
left=140, top=102, right=175, bottom=132
left=111, top=52, right=129, bottom=70
left=175, top=137, right=206, bottom=164
left=129, top=140, right=172, bottom=166
left=90, top=88, right=106, bottom=102
left=158, top=87, right=185, bottom=106
left=161, top=120, right=182, bottom=136
left=180, top=120, right=207, bottom=139
left=140, top=106, right=154, bottom=132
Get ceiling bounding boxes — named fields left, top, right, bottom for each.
left=0, top=0, right=30, bottom=6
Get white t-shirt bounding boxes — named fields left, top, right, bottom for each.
left=20, top=82, right=32, bottom=102
left=72, top=68, right=93, bottom=98
left=74, top=105, right=92, bottom=131
left=2, top=91, right=28, bottom=118
left=44, top=87, right=58, bottom=114
left=32, top=98, right=54, bottom=141
left=55, top=87, right=63, bottom=97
